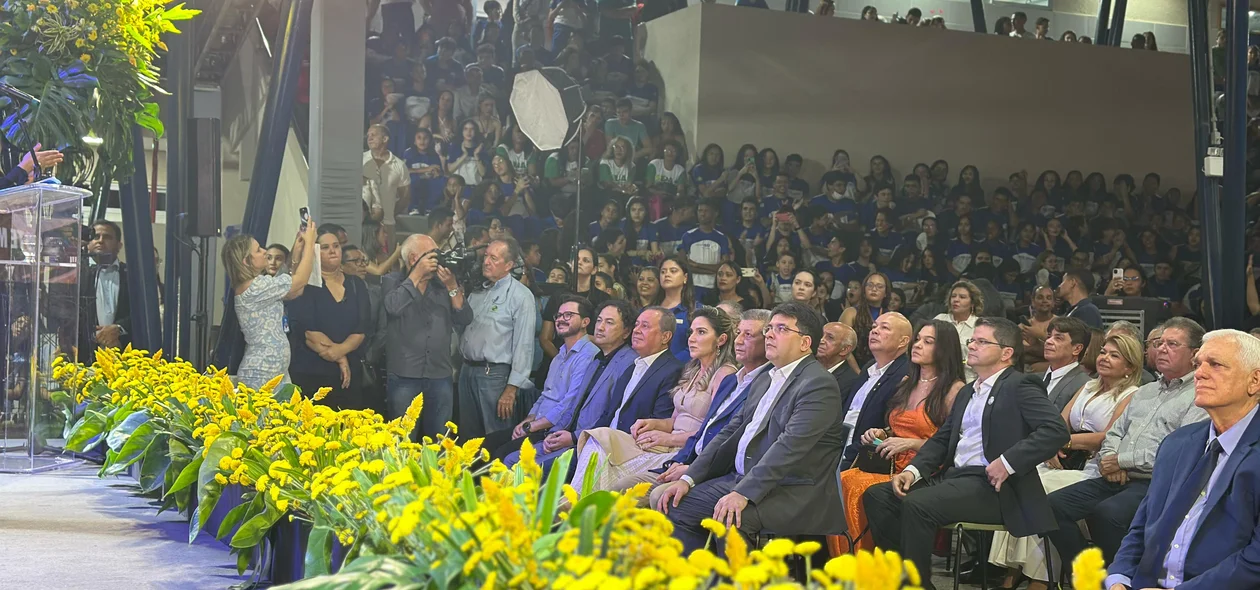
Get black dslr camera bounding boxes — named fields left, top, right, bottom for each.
left=436, top=245, right=485, bottom=289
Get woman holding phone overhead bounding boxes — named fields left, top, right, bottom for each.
left=222, top=219, right=318, bottom=390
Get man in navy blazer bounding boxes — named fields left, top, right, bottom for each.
left=840, top=313, right=913, bottom=469
left=1107, top=329, right=1260, bottom=590
left=648, top=308, right=772, bottom=507
left=593, top=306, right=685, bottom=433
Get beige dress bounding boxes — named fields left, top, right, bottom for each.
left=571, top=365, right=732, bottom=494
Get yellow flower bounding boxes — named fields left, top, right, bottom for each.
left=275, top=499, right=289, bottom=511
left=724, top=527, right=748, bottom=572
left=213, top=473, right=228, bottom=485
left=824, top=554, right=856, bottom=581
left=700, top=518, right=726, bottom=538
left=1073, top=547, right=1106, bottom=590
left=230, top=447, right=244, bottom=459
left=80, top=54, right=91, bottom=63
left=761, top=538, right=795, bottom=559
left=312, top=386, right=331, bottom=401
left=793, top=540, right=822, bottom=557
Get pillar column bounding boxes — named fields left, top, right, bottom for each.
left=308, top=0, right=367, bottom=247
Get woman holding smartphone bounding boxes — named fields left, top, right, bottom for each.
left=222, top=220, right=318, bottom=390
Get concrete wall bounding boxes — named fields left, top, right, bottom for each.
left=645, top=4, right=1195, bottom=194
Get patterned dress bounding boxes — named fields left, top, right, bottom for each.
left=829, top=403, right=937, bottom=555
left=235, top=273, right=293, bottom=390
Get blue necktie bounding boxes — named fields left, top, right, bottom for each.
left=1137, top=438, right=1223, bottom=582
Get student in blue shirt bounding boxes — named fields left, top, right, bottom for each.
left=1012, top=221, right=1047, bottom=275
left=650, top=199, right=697, bottom=256
left=402, top=128, right=446, bottom=214
left=1146, top=259, right=1181, bottom=301
left=810, top=170, right=860, bottom=226
left=756, top=148, right=781, bottom=189
left=657, top=255, right=698, bottom=362
left=588, top=200, right=622, bottom=242
left=622, top=196, right=656, bottom=266
left=897, top=173, right=933, bottom=230
left=982, top=218, right=1013, bottom=266
left=859, top=186, right=897, bottom=229
left=760, top=173, right=792, bottom=220
left=945, top=216, right=979, bottom=277
left=678, top=199, right=732, bottom=302
left=783, top=153, right=811, bottom=200
left=884, top=246, right=922, bottom=305
left=814, top=236, right=849, bottom=284
left=867, top=209, right=904, bottom=266
left=727, top=197, right=768, bottom=268
left=767, top=252, right=797, bottom=304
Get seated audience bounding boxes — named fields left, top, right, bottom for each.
left=864, top=317, right=1070, bottom=581
left=841, top=313, right=913, bottom=469
left=1040, top=317, right=1093, bottom=410
left=817, top=321, right=863, bottom=396
left=1058, top=268, right=1104, bottom=328
left=1046, top=317, right=1208, bottom=563
left=572, top=306, right=737, bottom=494
left=1106, top=329, right=1260, bottom=590
left=833, top=319, right=965, bottom=554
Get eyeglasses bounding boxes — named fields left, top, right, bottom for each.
left=1157, top=339, right=1188, bottom=350
left=1145, top=338, right=1163, bottom=348
left=343, top=258, right=367, bottom=266
left=1121, top=276, right=1142, bottom=282
left=554, top=311, right=581, bottom=322
left=762, top=323, right=805, bottom=337
left=966, top=338, right=1011, bottom=349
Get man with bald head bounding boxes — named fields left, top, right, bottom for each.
left=840, top=312, right=913, bottom=469
left=817, top=322, right=863, bottom=398
left=382, top=233, right=472, bottom=439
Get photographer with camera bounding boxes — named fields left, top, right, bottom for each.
left=458, top=238, right=537, bottom=438
left=382, top=234, right=471, bottom=439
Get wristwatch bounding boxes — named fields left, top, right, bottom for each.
left=448, top=288, right=460, bottom=298
left=680, top=475, right=696, bottom=489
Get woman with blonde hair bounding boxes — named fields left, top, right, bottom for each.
left=571, top=306, right=738, bottom=499
left=933, top=279, right=983, bottom=380
left=989, top=333, right=1143, bottom=590
left=223, top=222, right=317, bottom=389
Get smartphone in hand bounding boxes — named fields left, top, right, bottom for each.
left=299, top=207, right=311, bottom=231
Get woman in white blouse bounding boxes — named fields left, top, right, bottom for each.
left=988, top=333, right=1143, bottom=590
left=933, top=280, right=982, bottom=381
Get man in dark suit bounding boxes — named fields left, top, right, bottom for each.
left=1040, top=317, right=1091, bottom=411
left=1106, top=329, right=1260, bottom=590
left=593, top=306, right=685, bottom=432
left=840, top=312, right=912, bottom=469
left=649, top=308, right=772, bottom=507
left=817, top=321, right=863, bottom=397
left=81, top=220, right=131, bottom=362
left=864, top=317, right=1069, bottom=585
left=656, top=302, right=845, bottom=553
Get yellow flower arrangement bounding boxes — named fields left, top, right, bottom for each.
left=56, top=348, right=960, bottom=589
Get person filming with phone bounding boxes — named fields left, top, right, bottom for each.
left=381, top=233, right=471, bottom=440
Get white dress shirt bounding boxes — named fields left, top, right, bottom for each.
left=844, top=358, right=894, bottom=446
left=609, top=349, right=666, bottom=427
left=1043, top=361, right=1079, bottom=395
left=735, top=355, right=808, bottom=475
left=695, top=363, right=769, bottom=455
left=906, top=367, right=1015, bottom=482
left=95, top=261, right=120, bottom=327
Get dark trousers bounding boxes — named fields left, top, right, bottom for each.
left=667, top=472, right=765, bottom=555
left=1047, top=477, right=1150, bottom=562
left=291, top=370, right=362, bottom=411
left=386, top=374, right=454, bottom=441
left=483, top=426, right=547, bottom=460
left=863, top=468, right=1003, bottom=583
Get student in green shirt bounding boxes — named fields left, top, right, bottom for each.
left=544, top=141, right=590, bottom=200
left=646, top=140, right=687, bottom=198
left=600, top=136, right=639, bottom=202
left=495, top=125, right=538, bottom=178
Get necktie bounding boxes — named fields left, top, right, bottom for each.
left=1043, top=371, right=1053, bottom=386
left=1139, top=438, right=1223, bottom=580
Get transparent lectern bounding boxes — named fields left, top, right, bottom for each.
left=0, top=183, right=90, bottom=473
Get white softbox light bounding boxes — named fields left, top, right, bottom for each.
left=510, top=68, right=588, bottom=151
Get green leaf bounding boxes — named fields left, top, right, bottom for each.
left=197, top=435, right=245, bottom=498
left=165, top=455, right=203, bottom=498
left=577, top=505, right=596, bottom=555
left=568, top=490, right=616, bottom=534
left=216, top=501, right=252, bottom=541
left=460, top=470, right=477, bottom=512
left=304, top=527, right=333, bottom=578
left=192, top=480, right=222, bottom=543
left=104, top=421, right=157, bottom=475
left=64, top=409, right=107, bottom=451
left=137, top=437, right=171, bottom=492
left=229, top=503, right=282, bottom=549
left=236, top=548, right=252, bottom=576
left=580, top=451, right=600, bottom=496
left=267, top=556, right=422, bottom=590
left=104, top=409, right=150, bottom=451
left=535, top=449, right=572, bottom=535
left=49, top=390, right=72, bottom=408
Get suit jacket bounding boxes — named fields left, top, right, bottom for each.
left=689, top=356, right=847, bottom=536
left=79, top=261, right=132, bottom=362
left=830, top=359, right=864, bottom=401
left=669, top=372, right=746, bottom=466
left=908, top=368, right=1069, bottom=537
left=1046, top=364, right=1090, bottom=411
left=1112, top=415, right=1260, bottom=590
left=593, top=351, right=684, bottom=432
left=840, top=355, right=910, bottom=469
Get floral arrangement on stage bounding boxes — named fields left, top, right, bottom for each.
left=0, top=0, right=197, bottom=193
left=53, top=348, right=1110, bottom=589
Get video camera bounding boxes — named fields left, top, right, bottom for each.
left=436, top=245, right=484, bottom=289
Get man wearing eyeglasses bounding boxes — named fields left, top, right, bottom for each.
left=864, top=317, right=1069, bottom=584
left=657, top=302, right=847, bottom=554
left=382, top=234, right=471, bottom=439
left=1046, top=317, right=1209, bottom=565
left=482, top=296, right=599, bottom=460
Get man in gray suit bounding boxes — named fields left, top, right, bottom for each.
left=1041, top=317, right=1092, bottom=411
left=656, top=302, right=845, bottom=553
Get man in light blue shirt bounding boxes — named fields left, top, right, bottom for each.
left=483, top=295, right=598, bottom=458
left=458, top=238, right=537, bottom=438
left=85, top=220, right=130, bottom=355
left=1106, top=329, right=1260, bottom=590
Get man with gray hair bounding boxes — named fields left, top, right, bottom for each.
left=459, top=238, right=537, bottom=438
left=817, top=322, right=863, bottom=396
left=1107, top=328, right=1260, bottom=589
left=649, top=309, right=772, bottom=507
left=1048, top=317, right=1209, bottom=563
left=381, top=233, right=471, bottom=439
left=1106, top=320, right=1157, bottom=384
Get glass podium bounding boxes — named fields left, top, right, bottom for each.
left=0, top=182, right=90, bottom=473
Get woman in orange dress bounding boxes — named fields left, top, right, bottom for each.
left=829, top=319, right=967, bottom=555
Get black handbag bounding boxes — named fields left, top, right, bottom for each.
left=1059, top=430, right=1092, bottom=470
left=855, top=443, right=895, bottom=475
left=347, top=279, right=378, bottom=390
